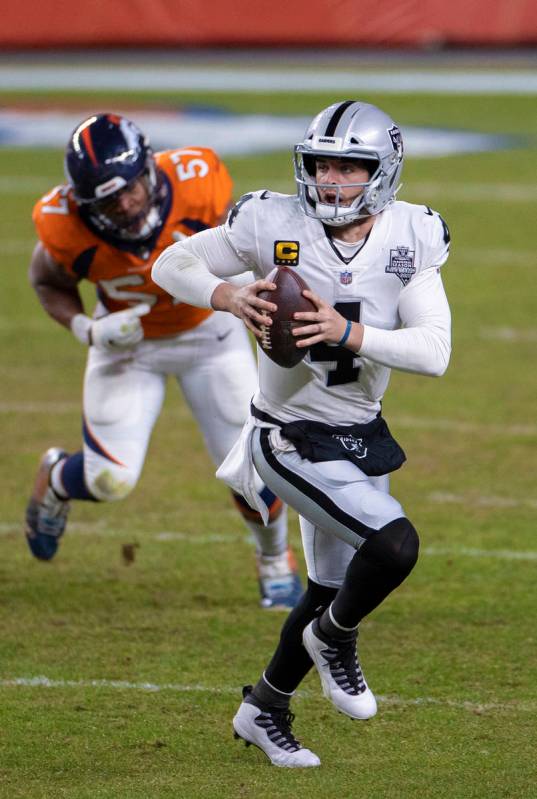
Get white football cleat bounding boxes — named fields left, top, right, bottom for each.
left=303, top=619, right=377, bottom=720
left=257, top=548, right=303, bottom=610
left=233, top=687, right=320, bottom=768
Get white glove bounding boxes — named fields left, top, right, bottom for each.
left=71, top=304, right=151, bottom=351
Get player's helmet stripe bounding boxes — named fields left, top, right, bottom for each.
left=81, top=125, right=99, bottom=167
left=324, top=100, right=356, bottom=137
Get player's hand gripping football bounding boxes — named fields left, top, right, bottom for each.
left=90, top=303, right=151, bottom=351
left=214, top=279, right=277, bottom=339
left=292, top=290, right=364, bottom=350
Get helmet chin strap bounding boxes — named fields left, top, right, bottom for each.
left=311, top=191, right=368, bottom=227
left=316, top=202, right=366, bottom=227
left=306, top=178, right=371, bottom=227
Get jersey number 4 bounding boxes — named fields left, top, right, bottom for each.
left=309, top=301, right=362, bottom=386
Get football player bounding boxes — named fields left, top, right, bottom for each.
left=26, top=112, right=303, bottom=611
left=152, top=100, right=451, bottom=766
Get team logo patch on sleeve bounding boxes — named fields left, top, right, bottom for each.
left=274, top=240, right=299, bottom=266
left=385, top=246, right=416, bottom=286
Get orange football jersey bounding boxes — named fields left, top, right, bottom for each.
left=33, top=147, right=233, bottom=338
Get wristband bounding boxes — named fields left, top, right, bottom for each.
left=337, top=319, right=352, bottom=347
left=70, top=313, right=92, bottom=346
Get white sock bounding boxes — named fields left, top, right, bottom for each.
left=242, top=505, right=288, bottom=557
left=49, top=459, right=69, bottom=500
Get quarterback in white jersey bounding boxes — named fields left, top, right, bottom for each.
left=152, top=100, right=451, bottom=767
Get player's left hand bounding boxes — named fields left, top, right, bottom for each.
left=90, top=303, right=151, bottom=351
left=292, top=289, right=353, bottom=348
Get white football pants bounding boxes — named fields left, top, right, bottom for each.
left=82, top=312, right=256, bottom=501
left=251, top=426, right=405, bottom=588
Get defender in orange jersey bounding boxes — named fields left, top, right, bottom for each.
left=26, top=113, right=302, bottom=611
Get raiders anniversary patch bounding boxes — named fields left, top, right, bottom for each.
left=385, top=246, right=416, bottom=286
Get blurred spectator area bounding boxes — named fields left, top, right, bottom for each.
left=2, top=0, right=537, bottom=49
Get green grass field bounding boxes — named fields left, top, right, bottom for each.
left=1, top=86, right=536, bottom=798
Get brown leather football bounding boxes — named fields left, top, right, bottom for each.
left=257, top=267, right=316, bottom=368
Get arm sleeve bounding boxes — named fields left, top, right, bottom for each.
left=151, top=226, right=251, bottom=308
left=359, top=267, right=451, bottom=377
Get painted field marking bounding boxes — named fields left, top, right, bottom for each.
left=423, top=546, right=537, bottom=561
left=1, top=238, right=35, bottom=253
left=479, top=327, right=537, bottom=343
left=1, top=401, right=535, bottom=438
left=391, top=415, right=537, bottom=437
left=2, top=66, right=537, bottom=94
left=1, top=676, right=534, bottom=714
left=408, top=182, right=537, bottom=202
left=154, top=531, right=241, bottom=543
left=0, top=177, right=53, bottom=194
left=0, top=520, right=108, bottom=535
left=427, top=491, right=537, bottom=511
left=3, top=179, right=536, bottom=201
left=3, top=523, right=537, bottom=562
left=0, top=401, right=79, bottom=413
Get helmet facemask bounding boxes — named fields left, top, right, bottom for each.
left=65, top=113, right=165, bottom=243
left=294, top=101, right=404, bottom=227
left=294, top=150, right=385, bottom=227
left=81, top=161, right=162, bottom=242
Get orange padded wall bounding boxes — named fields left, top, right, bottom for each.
left=2, top=0, right=537, bottom=48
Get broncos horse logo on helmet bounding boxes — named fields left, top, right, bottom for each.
left=293, top=100, right=404, bottom=227
left=64, top=113, right=165, bottom=242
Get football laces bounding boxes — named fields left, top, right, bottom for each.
left=259, top=310, right=272, bottom=350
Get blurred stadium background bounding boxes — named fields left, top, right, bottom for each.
left=1, top=3, right=536, bottom=798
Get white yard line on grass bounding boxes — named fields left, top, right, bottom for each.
left=427, top=491, right=537, bottom=511
left=479, top=327, right=537, bottom=342
left=391, top=415, right=537, bottom=437
left=2, top=239, right=35, bottom=253
left=3, top=180, right=537, bottom=201
left=408, top=182, right=537, bottom=202
left=0, top=401, right=78, bottom=413
left=154, top=531, right=242, bottom=543
left=0, top=177, right=52, bottom=194
left=1, top=675, right=534, bottom=713
left=1, top=403, right=536, bottom=437
left=4, top=523, right=537, bottom=561
left=423, top=546, right=537, bottom=561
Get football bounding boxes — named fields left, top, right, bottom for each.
left=257, top=267, right=316, bottom=368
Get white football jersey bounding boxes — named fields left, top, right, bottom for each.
left=220, top=191, right=450, bottom=425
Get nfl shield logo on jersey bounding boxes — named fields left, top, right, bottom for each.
left=385, top=246, right=416, bottom=286
left=339, top=270, right=353, bottom=285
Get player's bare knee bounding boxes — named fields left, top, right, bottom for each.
left=361, top=517, right=419, bottom=576
left=86, top=467, right=137, bottom=502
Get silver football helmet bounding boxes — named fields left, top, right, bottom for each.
left=294, top=100, right=404, bottom=227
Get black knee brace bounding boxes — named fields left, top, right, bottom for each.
left=360, top=517, right=419, bottom=578
left=330, top=518, right=420, bottom=627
